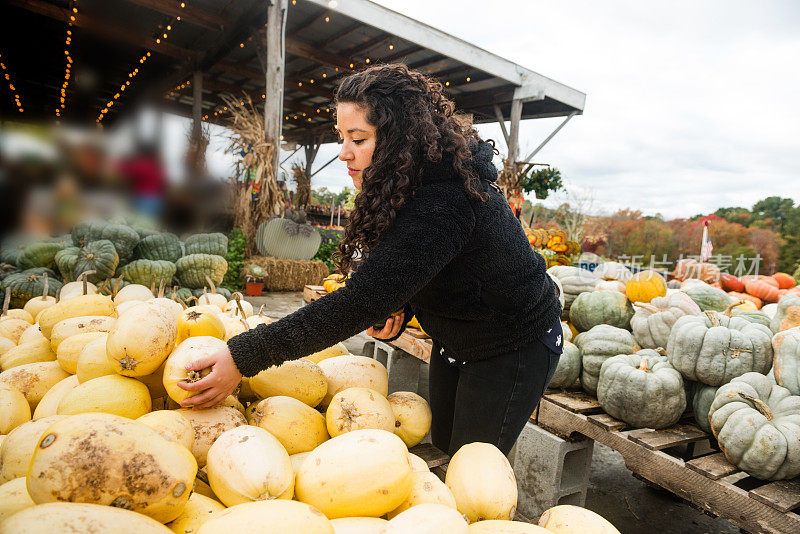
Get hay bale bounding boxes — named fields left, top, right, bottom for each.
left=246, top=256, right=329, bottom=291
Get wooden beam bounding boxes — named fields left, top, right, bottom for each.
left=9, top=0, right=197, bottom=61
left=286, top=38, right=363, bottom=72
left=264, top=0, right=289, bottom=182
left=493, top=104, right=510, bottom=145
left=214, top=61, right=334, bottom=99
left=120, top=0, right=229, bottom=31
left=340, top=34, right=392, bottom=60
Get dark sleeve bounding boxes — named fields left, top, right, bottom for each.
left=227, top=186, right=475, bottom=377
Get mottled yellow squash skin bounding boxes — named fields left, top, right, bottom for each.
left=38, top=294, right=116, bottom=339
left=295, top=429, right=412, bottom=519
left=165, top=492, right=225, bottom=534
left=26, top=413, right=197, bottom=524
left=0, top=382, right=31, bottom=434
left=196, top=500, right=333, bottom=534
left=0, top=477, right=36, bottom=523
left=57, top=374, right=152, bottom=419
left=0, top=415, right=68, bottom=484
left=0, top=502, right=172, bottom=533
left=107, top=303, right=177, bottom=376
left=0, top=361, right=70, bottom=411
left=32, top=375, right=79, bottom=419
left=175, top=406, right=247, bottom=467
left=250, top=358, right=328, bottom=407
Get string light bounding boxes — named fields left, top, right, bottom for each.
left=325, top=16, right=330, bottom=22
left=57, top=1, right=79, bottom=117
left=0, top=54, right=24, bottom=113
left=99, top=1, right=187, bottom=123
left=466, top=77, right=471, bottom=82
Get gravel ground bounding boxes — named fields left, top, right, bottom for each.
left=245, top=291, right=742, bottom=534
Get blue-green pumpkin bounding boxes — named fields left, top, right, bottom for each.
left=255, top=218, right=321, bottom=261
left=569, top=290, right=633, bottom=332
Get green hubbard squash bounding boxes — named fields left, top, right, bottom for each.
left=630, top=292, right=700, bottom=349
left=185, top=233, right=228, bottom=257
left=597, top=348, right=686, bottom=428
left=547, top=341, right=580, bottom=389
left=709, top=372, right=800, bottom=480
left=176, top=254, right=227, bottom=289
left=74, top=240, right=119, bottom=283
left=120, top=259, right=177, bottom=288
left=573, top=324, right=636, bottom=395
left=772, top=326, right=800, bottom=395
left=682, top=283, right=735, bottom=312
left=569, top=290, right=633, bottom=332
left=16, top=242, right=65, bottom=271
left=135, top=233, right=183, bottom=263
left=666, top=310, right=773, bottom=387
left=770, top=295, right=800, bottom=334
left=546, top=266, right=599, bottom=321
left=691, top=382, right=718, bottom=433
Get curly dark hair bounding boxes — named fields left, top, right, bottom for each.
left=333, top=63, right=488, bottom=274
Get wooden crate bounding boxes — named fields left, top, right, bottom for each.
left=302, top=285, right=327, bottom=303
left=535, top=389, right=800, bottom=533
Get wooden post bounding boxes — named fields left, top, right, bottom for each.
left=504, top=98, right=523, bottom=195
left=264, top=0, right=289, bottom=184
left=304, top=142, right=319, bottom=175
left=507, top=98, right=523, bottom=169
left=191, top=70, right=203, bottom=139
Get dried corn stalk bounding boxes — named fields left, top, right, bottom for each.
left=292, top=162, right=311, bottom=209
left=222, top=93, right=282, bottom=255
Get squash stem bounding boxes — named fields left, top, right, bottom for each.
left=738, top=392, right=773, bottom=420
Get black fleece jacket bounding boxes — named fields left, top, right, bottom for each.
left=228, top=141, right=562, bottom=377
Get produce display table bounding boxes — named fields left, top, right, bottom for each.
left=535, top=389, right=800, bottom=534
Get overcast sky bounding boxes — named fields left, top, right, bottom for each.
left=166, top=0, right=800, bottom=219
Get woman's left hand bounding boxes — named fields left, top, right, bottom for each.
left=178, top=345, right=243, bottom=409
left=367, top=312, right=405, bottom=340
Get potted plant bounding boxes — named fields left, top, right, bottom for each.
left=244, top=265, right=266, bottom=296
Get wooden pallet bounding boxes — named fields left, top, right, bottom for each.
left=535, top=389, right=800, bottom=533
left=389, top=328, right=433, bottom=363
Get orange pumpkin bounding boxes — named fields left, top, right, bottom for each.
left=673, top=259, right=721, bottom=283
left=720, top=273, right=745, bottom=293
left=625, top=270, right=667, bottom=303
left=728, top=291, right=762, bottom=309
left=787, top=287, right=800, bottom=298
left=322, top=274, right=346, bottom=293
left=773, top=273, right=797, bottom=289
left=745, top=279, right=780, bottom=303
left=758, top=276, right=779, bottom=288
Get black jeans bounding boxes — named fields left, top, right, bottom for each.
left=429, top=339, right=560, bottom=456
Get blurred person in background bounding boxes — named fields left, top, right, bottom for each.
left=117, top=140, right=166, bottom=218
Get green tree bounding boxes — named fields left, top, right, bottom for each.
left=519, top=167, right=563, bottom=200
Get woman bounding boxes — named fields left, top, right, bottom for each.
left=180, top=64, right=562, bottom=456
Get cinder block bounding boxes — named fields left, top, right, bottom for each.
left=385, top=346, right=422, bottom=394
left=513, top=422, right=594, bottom=520
left=361, top=341, right=375, bottom=358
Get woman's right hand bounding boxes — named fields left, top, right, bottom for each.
left=367, top=312, right=405, bottom=340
